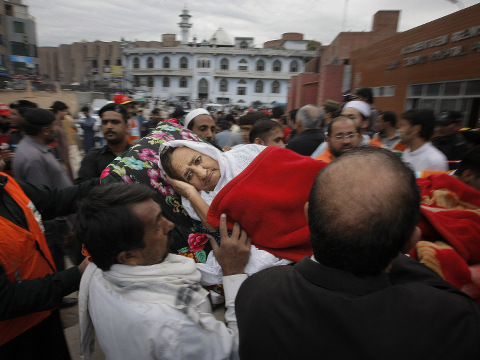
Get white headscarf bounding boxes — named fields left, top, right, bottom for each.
left=159, top=140, right=265, bottom=220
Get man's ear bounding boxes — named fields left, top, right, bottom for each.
left=253, top=137, right=264, bottom=146
left=401, top=226, right=421, bottom=254
left=117, top=250, right=139, bottom=266
left=412, top=124, right=422, bottom=137
left=325, top=135, right=331, bottom=144
left=304, top=202, right=309, bottom=220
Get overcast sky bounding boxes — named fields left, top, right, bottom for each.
left=23, top=0, right=480, bottom=47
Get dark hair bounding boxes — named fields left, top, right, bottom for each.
left=271, top=106, right=285, bottom=119
left=308, top=147, right=420, bottom=276
left=81, top=106, right=89, bottom=113
left=151, top=108, right=160, bottom=115
left=50, top=101, right=68, bottom=113
left=327, top=116, right=358, bottom=136
left=10, top=100, right=37, bottom=110
left=238, top=111, right=267, bottom=126
left=171, top=106, right=185, bottom=119
left=249, top=119, right=282, bottom=143
left=381, top=111, right=397, bottom=127
left=356, top=88, right=374, bottom=104
left=456, top=145, right=480, bottom=178
left=98, top=103, right=128, bottom=122
left=401, top=109, right=436, bottom=141
left=75, top=183, right=156, bottom=271
left=23, top=108, right=55, bottom=136
left=224, top=113, right=235, bottom=124
left=289, top=109, right=298, bottom=124
left=159, top=146, right=184, bottom=182
left=218, top=120, right=230, bottom=131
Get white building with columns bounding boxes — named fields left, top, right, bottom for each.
left=122, top=8, right=317, bottom=106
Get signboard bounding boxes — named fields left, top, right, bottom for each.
left=103, top=65, right=124, bottom=79
left=9, top=55, right=34, bottom=64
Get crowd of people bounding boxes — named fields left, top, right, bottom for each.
left=0, top=88, right=480, bottom=359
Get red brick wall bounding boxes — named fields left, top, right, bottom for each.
left=351, top=3, right=480, bottom=115
left=317, top=65, right=344, bottom=105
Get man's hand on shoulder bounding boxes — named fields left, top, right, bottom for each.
left=209, top=214, right=251, bottom=276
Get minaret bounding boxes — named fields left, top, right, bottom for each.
left=178, top=7, right=192, bottom=45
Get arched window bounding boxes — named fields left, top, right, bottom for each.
left=237, top=79, right=246, bottom=95
left=179, top=57, right=188, bottom=69
left=219, top=79, right=228, bottom=92
left=147, top=76, right=154, bottom=88
left=238, top=59, right=248, bottom=71
left=147, top=57, right=154, bottom=69
left=134, top=76, right=140, bottom=87
left=256, top=59, right=264, bottom=72
left=255, top=80, right=263, bottom=93
left=220, top=58, right=229, bottom=71
left=179, top=77, right=187, bottom=88
left=163, top=57, right=170, bottom=69
left=271, top=80, right=280, bottom=94
left=199, top=78, right=208, bottom=95
left=240, top=41, right=248, bottom=49
left=133, top=57, right=139, bottom=69
left=273, top=60, right=282, bottom=72
left=163, top=77, right=170, bottom=88
left=290, top=60, right=298, bottom=73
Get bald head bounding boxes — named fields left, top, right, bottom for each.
left=296, top=105, right=324, bottom=130
left=308, top=147, right=420, bottom=276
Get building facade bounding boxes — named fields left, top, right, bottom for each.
left=350, top=4, right=480, bottom=127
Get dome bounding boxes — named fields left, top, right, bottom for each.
left=210, top=28, right=232, bottom=46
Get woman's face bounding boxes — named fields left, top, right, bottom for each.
left=171, top=147, right=221, bottom=192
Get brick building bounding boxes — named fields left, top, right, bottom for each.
left=288, top=11, right=399, bottom=111
left=351, top=4, right=480, bottom=127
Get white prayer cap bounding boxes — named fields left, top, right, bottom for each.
left=184, top=108, right=210, bottom=129
left=344, top=101, right=371, bottom=118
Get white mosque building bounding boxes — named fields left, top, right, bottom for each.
left=122, top=8, right=318, bottom=106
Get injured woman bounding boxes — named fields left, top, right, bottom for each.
left=159, top=140, right=326, bottom=285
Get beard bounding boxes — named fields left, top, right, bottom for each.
left=330, top=144, right=353, bottom=158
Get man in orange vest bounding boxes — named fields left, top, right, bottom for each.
left=371, top=111, right=407, bottom=153
left=0, top=153, right=96, bottom=359
left=113, top=94, right=141, bottom=144
left=315, top=116, right=362, bottom=163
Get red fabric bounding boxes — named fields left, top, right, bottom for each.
left=207, top=146, right=327, bottom=261
left=411, top=173, right=480, bottom=302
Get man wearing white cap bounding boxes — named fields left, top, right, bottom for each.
left=184, top=108, right=217, bottom=144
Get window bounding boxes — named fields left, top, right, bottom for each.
left=163, top=77, right=170, bottom=87
left=256, top=59, right=265, bottom=72
left=134, top=76, right=140, bottom=87
left=104, top=59, right=110, bottom=66
left=273, top=60, right=282, bottom=72
left=197, top=58, right=210, bottom=68
left=10, top=41, right=28, bottom=56
left=238, top=59, right=248, bottom=71
left=147, top=57, right=154, bottom=69
left=179, top=77, right=187, bottom=88
left=271, top=81, right=280, bottom=94
left=220, top=58, right=229, bottom=70
left=383, top=86, right=396, bottom=97
left=199, top=78, right=208, bottom=94
left=255, top=80, right=263, bottom=93
left=163, top=57, right=170, bottom=69
left=240, top=41, right=248, bottom=49
left=237, top=79, right=246, bottom=95
left=290, top=60, right=298, bottom=73
left=133, top=57, right=139, bottom=69
left=14, top=21, right=24, bottom=33
left=179, top=57, right=188, bottom=69
left=219, top=79, right=228, bottom=92
left=147, top=76, right=154, bottom=88
left=116, top=58, right=122, bottom=66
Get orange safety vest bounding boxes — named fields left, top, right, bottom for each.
left=127, top=117, right=141, bottom=144
left=315, top=148, right=334, bottom=163
left=0, top=173, right=56, bottom=345
left=371, top=134, right=407, bottom=152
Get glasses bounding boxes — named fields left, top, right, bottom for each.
left=101, top=119, right=122, bottom=125
left=333, top=132, right=358, bottom=141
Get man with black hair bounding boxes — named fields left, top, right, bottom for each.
left=214, top=120, right=232, bottom=149
left=432, top=110, right=469, bottom=167
left=356, top=87, right=378, bottom=136
left=249, top=119, right=285, bottom=147
left=371, top=111, right=406, bottom=152
left=8, top=100, right=37, bottom=150
left=76, top=103, right=132, bottom=183
left=399, top=109, right=448, bottom=172
left=455, top=145, right=480, bottom=191
left=77, top=182, right=251, bottom=359
left=78, top=106, right=96, bottom=152
left=236, top=147, right=480, bottom=360
left=315, top=116, right=361, bottom=163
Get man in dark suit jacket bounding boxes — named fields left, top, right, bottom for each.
left=236, top=147, right=480, bottom=360
left=286, top=104, right=325, bottom=156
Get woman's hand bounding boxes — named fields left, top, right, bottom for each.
left=166, top=174, right=198, bottom=198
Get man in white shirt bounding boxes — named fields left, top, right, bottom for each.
left=76, top=182, right=250, bottom=360
left=398, top=109, right=448, bottom=172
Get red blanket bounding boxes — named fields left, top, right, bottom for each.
left=412, top=174, right=480, bottom=303
left=207, top=146, right=327, bottom=261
